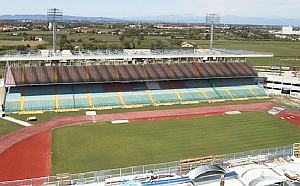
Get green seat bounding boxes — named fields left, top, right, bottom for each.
left=180, top=92, right=206, bottom=101
left=215, top=90, right=231, bottom=99
left=124, top=95, right=151, bottom=105
left=152, top=93, right=179, bottom=103
left=252, top=88, right=267, bottom=97
left=59, top=98, right=75, bottom=109
left=24, top=99, right=55, bottom=111
left=93, top=96, right=122, bottom=107
left=5, top=101, right=20, bottom=112
left=74, top=97, right=90, bottom=108
left=205, top=91, right=220, bottom=100
left=230, top=89, right=254, bottom=98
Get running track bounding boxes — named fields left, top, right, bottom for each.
left=277, top=110, right=300, bottom=126
left=0, top=102, right=274, bottom=181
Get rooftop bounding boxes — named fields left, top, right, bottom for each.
left=0, top=49, right=273, bottom=62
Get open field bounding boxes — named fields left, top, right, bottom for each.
left=9, top=98, right=270, bottom=124
left=1, top=30, right=299, bottom=66
left=1, top=30, right=300, bottom=56
left=199, top=40, right=300, bottom=57
left=0, top=40, right=47, bottom=47
left=52, top=111, right=300, bottom=174
left=195, top=40, right=300, bottom=67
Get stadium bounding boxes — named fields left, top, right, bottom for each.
left=2, top=49, right=271, bottom=113
left=0, top=48, right=300, bottom=186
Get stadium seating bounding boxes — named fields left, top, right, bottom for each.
left=3, top=60, right=267, bottom=113
left=229, top=89, right=254, bottom=98
left=214, top=88, right=232, bottom=99
left=152, top=90, right=180, bottom=103
left=23, top=86, right=56, bottom=111
left=248, top=85, right=267, bottom=97
left=92, top=95, right=122, bottom=107
left=123, top=93, right=151, bottom=105
left=179, top=89, right=207, bottom=101
left=24, top=99, right=55, bottom=111
left=5, top=87, right=22, bottom=112
left=4, top=78, right=267, bottom=112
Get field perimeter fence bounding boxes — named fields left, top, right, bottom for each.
left=0, top=144, right=294, bottom=186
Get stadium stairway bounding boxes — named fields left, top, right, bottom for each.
left=223, top=88, right=234, bottom=99
left=146, top=90, right=155, bottom=104
left=245, top=85, right=258, bottom=97
left=86, top=84, right=94, bottom=109
left=198, top=89, right=209, bottom=100
left=117, top=92, right=126, bottom=107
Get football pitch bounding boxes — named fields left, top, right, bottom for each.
left=52, top=111, right=300, bottom=174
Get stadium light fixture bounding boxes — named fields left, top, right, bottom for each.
left=206, top=14, right=220, bottom=50
left=47, top=8, right=63, bottom=53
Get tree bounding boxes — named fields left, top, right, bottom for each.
left=16, top=45, right=28, bottom=51
left=151, top=39, right=168, bottom=49
left=123, top=39, right=132, bottom=49
left=59, top=35, right=73, bottom=50
left=36, top=44, right=46, bottom=50
left=119, top=34, right=125, bottom=42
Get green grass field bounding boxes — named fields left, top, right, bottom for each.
left=0, top=40, right=47, bottom=47
left=0, top=119, right=23, bottom=137
left=52, top=111, right=300, bottom=174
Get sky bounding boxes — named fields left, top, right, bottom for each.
left=0, top=0, right=299, bottom=19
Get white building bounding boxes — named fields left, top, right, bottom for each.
left=259, top=72, right=300, bottom=98
left=281, top=26, right=300, bottom=35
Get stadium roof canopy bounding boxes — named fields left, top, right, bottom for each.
left=186, top=165, right=225, bottom=180
left=5, top=61, right=257, bottom=86
left=0, top=49, right=273, bottom=62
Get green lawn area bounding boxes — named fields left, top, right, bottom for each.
left=8, top=98, right=270, bottom=124
left=0, top=119, right=23, bottom=136
left=194, top=40, right=300, bottom=67
left=0, top=40, right=47, bottom=47
left=52, top=111, right=300, bottom=174
left=196, top=40, right=300, bottom=57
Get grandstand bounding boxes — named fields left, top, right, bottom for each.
left=3, top=60, right=268, bottom=113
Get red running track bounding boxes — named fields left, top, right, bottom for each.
left=0, top=131, right=51, bottom=182
left=277, top=110, right=300, bottom=126
left=0, top=102, right=274, bottom=181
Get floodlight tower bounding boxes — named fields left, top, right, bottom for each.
left=47, top=8, right=63, bottom=53
left=206, top=14, right=220, bottom=50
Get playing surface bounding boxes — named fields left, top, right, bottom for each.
left=0, top=119, right=23, bottom=137
left=52, top=111, right=300, bottom=174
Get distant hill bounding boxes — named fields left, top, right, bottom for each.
left=0, top=14, right=124, bottom=22
left=0, top=14, right=299, bottom=26
left=126, top=14, right=300, bottom=26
